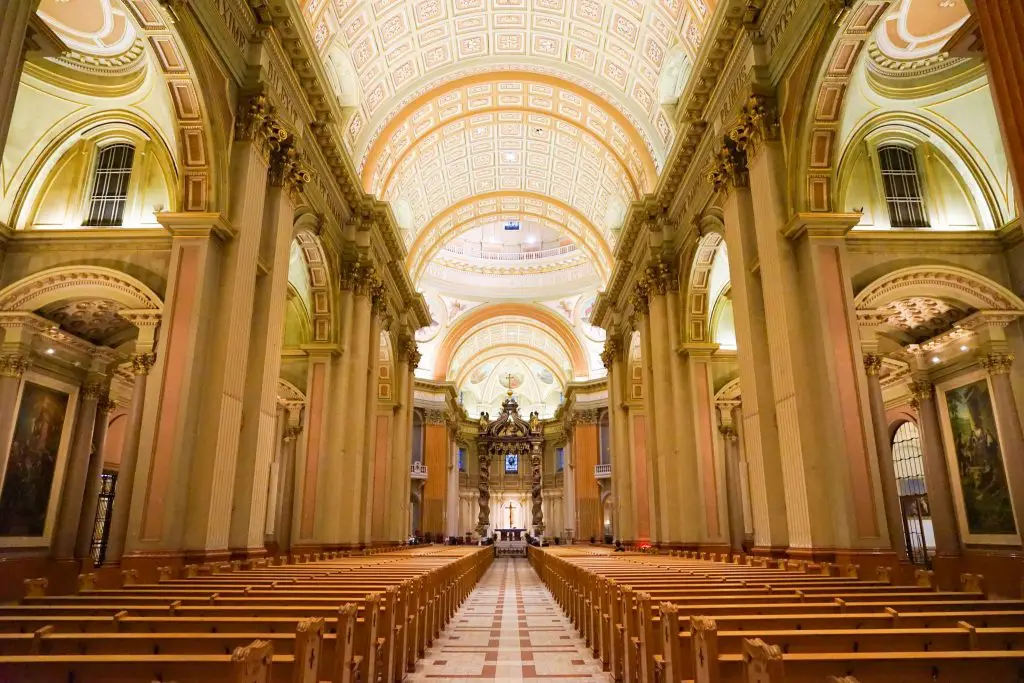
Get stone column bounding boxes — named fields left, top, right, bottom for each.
left=633, top=286, right=664, bottom=543
left=682, top=344, right=724, bottom=546
left=275, top=422, right=302, bottom=555
left=476, top=443, right=491, bottom=536
left=863, top=354, right=908, bottom=562
left=718, top=422, right=745, bottom=554
left=562, top=440, right=576, bottom=541
left=230, top=141, right=305, bottom=556
left=296, top=348, right=333, bottom=547
left=389, top=335, right=412, bottom=543
left=531, top=441, right=544, bottom=538
left=713, top=147, right=788, bottom=553
left=971, top=0, right=1024, bottom=202
left=908, top=379, right=960, bottom=557
left=53, top=380, right=104, bottom=560
left=183, top=95, right=278, bottom=558
left=340, top=264, right=376, bottom=545
left=401, top=354, right=418, bottom=540
left=446, top=440, right=460, bottom=538
left=601, top=335, right=633, bottom=542
left=104, top=352, right=156, bottom=565
left=359, top=291, right=385, bottom=544
left=981, top=353, right=1024, bottom=530
left=75, top=391, right=116, bottom=560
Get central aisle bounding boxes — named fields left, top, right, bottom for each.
left=408, top=557, right=610, bottom=682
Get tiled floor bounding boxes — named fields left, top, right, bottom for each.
left=408, top=557, right=611, bottom=683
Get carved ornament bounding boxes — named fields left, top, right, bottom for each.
left=131, top=352, right=157, bottom=376
left=0, top=355, right=30, bottom=378
left=600, top=338, right=622, bottom=370
left=908, top=380, right=933, bottom=409
left=235, top=94, right=289, bottom=161
left=862, top=353, right=883, bottom=377
left=269, top=142, right=311, bottom=198
left=981, top=354, right=1014, bottom=376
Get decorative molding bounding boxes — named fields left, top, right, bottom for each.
left=981, top=354, right=1015, bottom=376
left=863, top=353, right=883, bottom=377
left=130, top=353, right=157, bottom=376
left=907, top=380, right=933, bottom=409
left=0, top=355, right=30, bottom=379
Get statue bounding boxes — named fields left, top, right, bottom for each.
left=529, top=411, right=540, bottom=434
left=478, top=411, right=489, bottom=432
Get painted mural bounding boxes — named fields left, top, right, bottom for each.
left=0, top=382, right=71, bottom=537
left=944, top=379, right=1017, bottom=536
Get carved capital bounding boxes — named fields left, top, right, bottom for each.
left=600, top=338, right=622, bottom=370
left=370, top=279, right=387, bottom=318
left=234, top=94, right=289, bottom=160
left=408, top=347, right=422, bottom=370
left=981, top=353, right=1015, bottom=376
left=97, top=393, right=117, bottom=414
left=707, top=136, right=748, bottom=195
left=731, top=94, right=780, bottom=160
left=718, top=424, right=737, bottom=441
left=354, top=263, right=378, bottom=297
left=338, top=260, right=359, bottom=292
left=268, top=141, right=310, bottom=198
left=0, top=354, right=30, bottom=378
left=130, top=352, right=157, bottom=376
left=630, top=277, right=651, bottom=315
left=574, top=408, right=600, bottom=424
left=424, top=408, right=448, bottom=425
left=863, top=353, right=883, bottom=377
left=81, top=382, right=105, bottom=401
left=908, top=380, right=933, bottom=409
left=645, top=261, right=672, bottom=296
left=284, top=425, right=303, bottom=442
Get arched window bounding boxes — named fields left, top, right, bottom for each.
left=877, top=145, right=929, bottom=228
left=891, top=421, right=934, bottom=565
left=85, top=143, right=135, bottom=227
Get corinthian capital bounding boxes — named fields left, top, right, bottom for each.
left=0, top=354, right=30, bottom=378
left=981, top=353, right=1015, bottom=376
left=645, top=261, right=672, bottom=296
left=235, top=94, right=289, bottom=160
left=862, top=353, right=883, bottom=376
left=707, top=137, right=748, bottom=195
left=908, top=380, right=933, bottom=409
left=600, top=338, right=621, bottom=369
left=630, top=277, right=651, bottom=315
left=131, top=352, right=157, bottom=376
left=268, top=141, right=311, bottom=198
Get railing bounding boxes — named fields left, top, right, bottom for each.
left=441, top=241, right=579, bottom=261
left=410, top=462, right=429, bottom=479
left=422, top=261, right=595, bottom=290
left=594, top=463, right=612, bottom=478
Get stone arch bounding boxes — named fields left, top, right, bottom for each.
left=714, top=377, right=741, bottom=403
left=685, top=231, right=727, bottom=343
left=0, top=265, right=162, bottom=312
left=799, top=0, right=893, bottom=213
left=277, top=378, right=306, bottom=407
left=853, top=265, right=1024, bottom=313
left=119, top=0, right=220, bottom=212
left=292, top=218, right=335, bottom=344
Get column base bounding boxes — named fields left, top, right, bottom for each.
left=117, top=550, right=187, bottom=584
left=181, top=548, right=232, bottom=566
left=751, top=545, right=789, bottom=559
left=228, top=546, right=269, bottom=562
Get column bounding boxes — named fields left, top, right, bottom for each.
left=981, top=353, right=1024, bottom=529
left=712, top=146, right=789, bottom=553
left=388, top=335, right=412, bottom=543
left=718, top=412, right=745, bottom=554
left=359, top=293, right=385, bottom=544
left=400, top=352, right=418, bottom=540
left=633, top=287, right=664, bottom=543
left=445, top=441, right=460, bottom=538
left=275, top=422, right=302, bottom=554
left=908, top=379, right=961, bottom=557
left=601, top=335, right=634, bottom=542
left=75, top=390, right=115, bottom=560
left=315, top=262, right=355, bottom=544
left=476, top=443, right=491, bottom=536
left=182, top=95, right=277, bottom=558
left=103, top=352, right=156, bottom=565
left=0, top=353, right=30, bottom=457
left=422, top=410, right=449, bottom=538
left=340, top=264, right=375, bottom=545
left=230, top=141, right=305, bottom=555
left=682, top=345, right=725, bottom=546
left=562, top=440, right=576, bottom=541
left=52, top=379, right=104, bottom=560
left=971, top=0, right=1024, bottom=202
left=863, top=354, right=909, bottom=562
left=531, top=441, right=544, bottom=538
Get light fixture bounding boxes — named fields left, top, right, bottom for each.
left=931, top=356, right=941, bottom=364
left=960, top=345, right=969, bottom=352
left=45, top=348, right=55, bottom=355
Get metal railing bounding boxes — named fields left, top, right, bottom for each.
left=422, top=261, right=594, bottom=289
left=594, top=463, right=612, bottom=478
left=441, top=241, right=578, bottom=261
left=410, top=462, right=429, bottom=479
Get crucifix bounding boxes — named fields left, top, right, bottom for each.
left=505, top=501, right=515, bottom=528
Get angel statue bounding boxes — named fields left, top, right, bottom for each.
left=478, top=411, right=489, bottom=432
left=529, top=411, right=540, bottom=434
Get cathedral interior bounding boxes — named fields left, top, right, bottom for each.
left=0, top=0, right=1023, bottom=680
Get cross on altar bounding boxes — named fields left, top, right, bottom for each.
left=505, top=501, right=515, bottom=527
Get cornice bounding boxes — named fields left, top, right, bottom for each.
left=2, top=228, right=174, bottom=253
left=844, top=229, right=1011, bottom=255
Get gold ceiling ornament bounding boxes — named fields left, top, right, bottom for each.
left=981, top=353, right=1015, bottom=376
left=862, top=353, right=884, bottom=376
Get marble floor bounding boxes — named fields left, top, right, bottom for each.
left=407, top=557, right=611, bottom=683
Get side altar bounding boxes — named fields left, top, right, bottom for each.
left=476, top=390, right=545, bottom=540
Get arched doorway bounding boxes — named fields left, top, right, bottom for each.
left=891, top=421, right=935, bottom=566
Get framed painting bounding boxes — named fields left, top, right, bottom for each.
left=0, top=372, right=78, bottom=547
left=936, top=370, right=1020, bottom=545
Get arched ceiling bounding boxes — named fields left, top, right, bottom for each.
left=448, top=317, right=574, bottom=385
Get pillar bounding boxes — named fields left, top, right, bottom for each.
left=531, top=440, right=544, bottom=538
left=971, top=0, right=1024, bottom=203
left=230, top=143, right=304, bottom=555
left=182, top=95, right=278, bottom=559
left=75, top=391, right=115, bottom=560
left=633, top=290, right=664, bottom=543
left=602, top=335, right=634, bottom=542
left=863, top=354, right=909, bottom=562
left=445, top=440, right=460, bottom=538
left=0, top=353, right=30, bottom=458
left=359, top=296, right=384, bottom=544
left=275, top=422, right=302, bottom=554
left=422, top=410, right=449, bottom=538
left=389, top=335, right=413, bottom=543
left=340, top=265, right=376, bottom=545
left=981, top=353, right=1024, bottom=530
left=908, top=379, right=961, bottom=557
left=295, top=349, right=333, bottom=548
left=682, top=344, right=725, bottom=546
left=52, top=379, right=104, bottom=560
left=400, top=350, right=418, bottom=540
left=103, top=352, right=156, bottom=565
left=718, top=423, right=744, bottom=553
left=713, top=146, right=788, bottom=553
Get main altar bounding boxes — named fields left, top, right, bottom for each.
left=476, top=389, right=545, bottom=541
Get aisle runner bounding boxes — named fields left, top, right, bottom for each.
left=408, top=557, right=611, bottom=682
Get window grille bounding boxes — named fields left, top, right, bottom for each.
left=86, top=143, right=135, bottom=227
left=878, top=145, right=929, bottom=228
left=555, top=448, right=565, bottom=473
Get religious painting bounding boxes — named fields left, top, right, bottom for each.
left=0, top=380, right=72, bottom=540
left=939, top=374, right=1018, bottom=542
